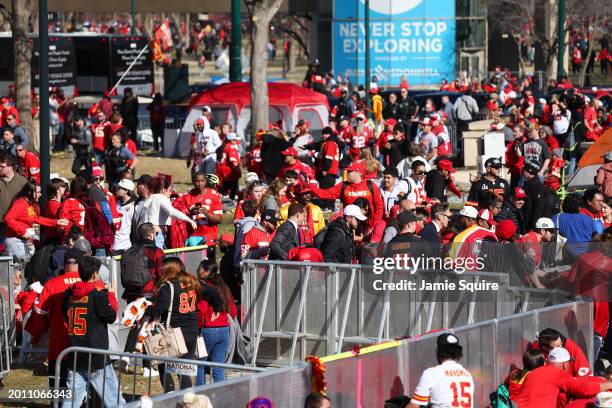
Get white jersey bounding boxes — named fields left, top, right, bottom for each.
left=411, top=360, right=474, bottom=408
left=406, top=177, right=427, bottom=204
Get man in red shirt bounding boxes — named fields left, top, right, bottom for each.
left=448, top=205, right=497, bottom=270
left=506, top=125, right=527, bottom=190
left=316, top=127, right=341, bottom=210
left=337, top=115, right=355, bottom=144
left=278, top=147, right=315, bottom=183
left=512, top=346, right=611, bottom=407
left=90, top=110, right=112, bottom=165
left=517, top=217, right=556, bottom=274
left=216, top=132, right=241, bottom=199
left=173, top=172, right=223, bottom=257
left=350, top=113, right=373, bottom=160
left=1, top=97, right=19, bottom=126
left=311, top=162, right=384, bottom=230
left=16, top=144, right=40, bottom=184
left=531, top=328, right=592, bottom=377
left=30, top=248, right=84, bottom=388
left=240, top=209, right=278, bottom=262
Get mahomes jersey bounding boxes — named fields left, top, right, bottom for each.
left=411, top=360, right=474, bottom=408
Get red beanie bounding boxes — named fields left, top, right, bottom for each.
left=495, top=220, right=517, bottom=241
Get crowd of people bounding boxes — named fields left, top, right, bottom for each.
left=0, top=58, right=610, bottom=405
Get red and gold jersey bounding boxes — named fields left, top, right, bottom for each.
left=90, top=121, right=112, bottom=153
left=241, top=226, right=273, bottom=260
left=18, top=151, right=41, bottom=184
left=59, top=197, right=86, bottom=232
left=174, top=188, right=223, bottom=245
left=319, top=139, right=340, bottom=175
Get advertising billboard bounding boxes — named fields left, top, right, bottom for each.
left=110, top=36, right=154, bottom=96
left=32, top=36, right=77, bottom=97
left=333, top=0, right=456, bottom=87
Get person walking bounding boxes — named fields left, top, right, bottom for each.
left=147, top=93, right=166, bottom=152
left=120, top=87, right=139, bottom=142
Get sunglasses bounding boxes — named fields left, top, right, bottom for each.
left=414, top=171, right=425, bottom=175
left=94, top=177, right=104, bottom=182
left=16, top=148, right=24, bottom=152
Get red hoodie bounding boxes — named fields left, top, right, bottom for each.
left=5, top=197, right=58, bottom=238
left=532, top=337, right=592, bottom=377
left=196, top=283, right=237, bottom=329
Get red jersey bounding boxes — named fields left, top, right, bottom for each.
left=18, top=151, right=40, bottom=184
left=349, top=127, right=373, bottom=160
left=505, top=137, right=527, bottom=176
left=545, top=157, right=565, bottom=191
left=448, top=225, right=497, bottom=269
left=4, top=197, right=57, bottom=238
left=245, top=145, right=264, bottom=177
left=278, top=160, right=315, bottom=183
left=59, top=197, right=86, bottom=233
left=511, top=365, right=599, bottom=408
left=433, top=125, right=452, bottom=157
left=377, top=130, right=393, bottom=152
left=43, top=199, right=62, bottom=241
left=532, top=338, right=592, bottom=377
left=241, top=225, right=273, bottom=260
left=517, top=231, right=543, bottom=267
left=319, top=139, right=340, bottom=175
left=311, top=180, right=384, bottom=229
left=33, top=271, right=82, bottom=361
left=196, top=282, right=237, bottom=329
left=125, top=139, right=137, bottom=168
left=90, top=121, right=112, bottom=153
left=216, top=143, right=241, bottom=182
left=338, top=126, right=355, bottom=144
left=173, top=188, right=223, bottom=245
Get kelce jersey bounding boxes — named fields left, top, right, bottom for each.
left=59, top=197, right=86, bottom=233
left=411, top=360, right=474, bottom=408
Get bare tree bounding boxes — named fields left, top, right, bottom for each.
left=569, top=0, right=610, bottom=86
left=275, top=14, right=310, bottom=73
left=1, top=0, right=36, bottom=151
left=245, top=0, right=283, bottom=144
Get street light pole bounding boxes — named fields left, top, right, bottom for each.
left=230, top=0, right=242, bottom=82
left=557, top=0, right=566, bottom=79
left=130, top=0, right=136, bottom=35
left=39, top=0, right=50, bottom=199
left=364, top=0, right=370, bottom=108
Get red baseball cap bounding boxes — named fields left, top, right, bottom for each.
left=92, top=166, right=104, bottom=178
left=385, top=118, right=397, bottom=126
left=438, top=159, right=455, bottom=173
left=514, top=187, right=527, bottom=199
left=496, top=219, right=517, bottom=241
left=281, top=147, right=298, bottom=157
left=195, top=117, right=205, bottom=125
left=478, top=208, right=496, bottom=226
left=345, top=162, right=363, bottom=173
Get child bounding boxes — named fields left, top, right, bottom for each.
left=544, top=148, right=565, bottom=191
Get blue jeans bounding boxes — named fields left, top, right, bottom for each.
left=196, top=326, right=230, bottom=385
left=62, top=364, right=126, bottom=408
left=155, top=231, right=166, bottom=249
left=93, top=150, right=105, bottom=166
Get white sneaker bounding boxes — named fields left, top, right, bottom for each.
left=143, top=367, right=160, bottom=377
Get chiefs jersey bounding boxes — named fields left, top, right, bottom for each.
left=467, top=176, right=510, bottom=205
left=241, top=225, right=273, bottom=260
left=433, top=125, right=452, bottom=158
left=59, top=197, right=86, bottom=233
left=217, top=143, right=241, bottom=181
left=338, top=126, right=355, bottom=144
left=18, top=151, right=40, bottom=184
left=245, top=145, right=263, bottom=177
left=411, top=360, right=474, bottom=407
left=349, top=127, right=374, bottom=160
left=318, top=139, right=340, bottom=175
left=173, top=188, right=223, bottom=245
left=448, top=224, right=497, bottom=270
left=517, top=231, right=543, bottom=267
left=407, top=177, right=428, bottom=205
left=90, top=121, right=112, bottom=153
left=278, top=160, right=315, bottom=183
left=32, top=271, right=82, bottom=361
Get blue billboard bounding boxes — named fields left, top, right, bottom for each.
left=333, top=0, right=456, bottom=87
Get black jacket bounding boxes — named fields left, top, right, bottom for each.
left=425, top=169, right=447, bottom=201
left=261, top=133, right=292, bottom=178
left=269, top=220, right=299, bottom=260
left=522, top=177, right=553, bottom=231
left=419, top=222, right=441, bottom=256
left=495, top=202, right=526, bottom=235
left=320, top=218, right=353, bottom=264
left=382, top=102, right=404, bottom=120
left=144, top=279, right=198, bottom=333
left=467, top=176, right=511, bottom=206
left=381, top=139, right=409, bottom=169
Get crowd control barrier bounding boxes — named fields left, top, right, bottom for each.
left=241, top=260, right=573, bottom=365
left=53, top=347, right=267, bottom=408
left=0, top=257, right=16, bottom=348
left=139, top=301, right=591, bottom=407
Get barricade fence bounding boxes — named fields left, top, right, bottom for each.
left=241, top=260, right=573, bottom=365
left=53, top=347, right=267, bottom=408
left=140, top=301, right=592, bottom=407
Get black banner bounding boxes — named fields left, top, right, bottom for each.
left=110, top=36, right=153, bottom=95
left=32, top=35, right=77, bottom=95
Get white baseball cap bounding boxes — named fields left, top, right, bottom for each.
left=548, top=346, right=571, bottom=363
left=245, top=172, right=260, bottom=184
left=459, top=206, right=478, bottom=219
left=535, top=217, right=555, bottom=230
left=344, top=204, right=367, bottom=221
left=202, top=105, right=212, bottom=113
left=226, top=132, right=237, bottom=141
left=595, top=392, right=612, bottom=408
left=117, top=179, right=135, bottom=192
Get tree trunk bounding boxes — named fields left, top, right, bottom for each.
left=249, top=0, right=283, bottom=145
left=13, top=0, right=35, bottom=152
left=288, top=37, right=298, bottom=73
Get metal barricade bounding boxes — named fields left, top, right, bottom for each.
left=321, top=301, right=593, bottom=407
left=0, top=257, right=16, bottom=347
left=54, top=347, right=267, bottom=408
left=0, top=295, right=11, bottom=379
left=242, top=260, right=535, bottom=365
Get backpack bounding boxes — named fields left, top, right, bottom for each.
left=24, top=244, right=55, bottom=285
left=489, top=383, right=511, bottom=408
left=83, top=202, right=115, bottom=250
left=120, top=245, right=150, bottom=290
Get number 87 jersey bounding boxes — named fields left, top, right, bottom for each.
left=411, top=360, right=474, bottom=408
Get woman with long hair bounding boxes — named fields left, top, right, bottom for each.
left=357, top=147, right=383, bottom=180
left=260, top=178, right=287, bottom=213
left=43, top=178, right=68, bottom=243
left=4, top=182, right=67, bottom=262
left=234, top=180, right=267, bottom=223
left=142, top=177, right=197, bottom=248
left=195, top=259, right=237, bottom=384
left=144, top=257, right=200, bottom=391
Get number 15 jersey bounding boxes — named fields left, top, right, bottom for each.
left=411, top=360, right=474, bottom=408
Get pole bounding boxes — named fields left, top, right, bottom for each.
left=364, top=0, right=370, bottom=108
left=39, top=0, right=50, bottom=198
left=109, top=43, right=149, bottom=95
left=130, top=0, right=136, bottom=35
left=557, top=0, right=566, bottom=79
left=229, top=0, right=242, bottom=82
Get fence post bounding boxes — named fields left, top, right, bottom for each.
left=376, top=268, right=394, bottom=343
left=250, top=264, right=274, bottom=366
left=336, top=268, right=356, bottom=353
left=289, top=265, right=311, bottom=365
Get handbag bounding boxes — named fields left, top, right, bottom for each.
left=196, top=335, right=208, bottom=359
left=144, top=282, right=188, bottom=359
